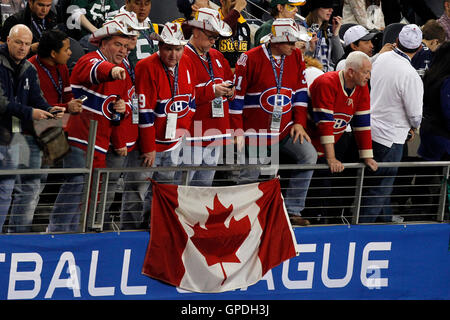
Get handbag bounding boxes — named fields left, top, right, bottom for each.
left=35, top=126, right=71, bottom=165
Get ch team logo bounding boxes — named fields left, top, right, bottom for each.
left=164, top=94, right=191, bottom=118
left=102, top=95, right=119, bottom=120
left=259, top=87, right=292, bottom=115
left=333, top=113, right=352, bottom=132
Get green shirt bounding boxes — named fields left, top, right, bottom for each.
left=71, top=0, right=119, bottom=37
left=253, top=19, right=274, bottom=47
left=127, top=22, right=158, bottom=68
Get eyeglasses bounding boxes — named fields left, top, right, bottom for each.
left=200, top=29, right=220, bottom=41
left=285, top=4, right=298, bottom=12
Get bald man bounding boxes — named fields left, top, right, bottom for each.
left=0, top=24, right=65, bottom=233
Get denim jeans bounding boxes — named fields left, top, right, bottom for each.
left=359, top=141, right=404, bottom=223
left=48, top=146, right=86, bottom=232
left=0, top=137, right=20, bottom=231
left=104, top=150, right=128, bottom=227
left=0, top=134, right=43, bottom=233
left=177, top=144, right=221, bottom=187
left=120, top=146, right=182, bottom=230
left=239, top=134, right=317, bottom=216
left=7, top=134, right=43, bottom=233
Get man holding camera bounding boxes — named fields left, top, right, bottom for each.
left=0, top=24, right=64, bottom=233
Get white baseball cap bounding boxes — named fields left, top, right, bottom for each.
left=398, top=24, right=422, bottom=49
left=343, top=25, right=376, bottom=46
left=153, top=22, right=188, bottom=46
left=184, top=7, right=232, bottom=37
left=89, top=12, right=147, bottom=46
left=260, top=18, right=311, bottom=44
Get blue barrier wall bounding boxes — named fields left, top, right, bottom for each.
left=0, top=224, right=449, bottom=300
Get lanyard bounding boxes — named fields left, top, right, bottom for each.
left=266, top=44, right=285, bottom=94
left=313, top=28, right=323, bottom=59
left=393, top=48, right=412, bottom=64
left=36, top=56, right=63, bottom=103
left=123, top=58, right=135, bottom=83
left=140, top=29, right=155, bottom=50
left=161, top=60, right=179, bottom=99
left=187, top=43, right=215, bottom=82
left=31, top=17, right=45, bottom=38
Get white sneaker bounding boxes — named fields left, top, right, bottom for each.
left=391, top=215, right=404, bottom=223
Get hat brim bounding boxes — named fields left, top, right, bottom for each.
left=286, top=1, right=306, bottom=6
left=89, top=30, right=138, bottom=47
left=271, top=1, right=306, bottom=7
left=152, top=32, right=188, bottom=46
left=359, top=32, right=377, bottom=41
left=185, top=19, right=232, bottom=37
left=260, top=34, right=305, bottom=44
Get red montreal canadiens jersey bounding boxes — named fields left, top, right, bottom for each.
left=230, top=44, right=309, bottom=145
left=136, top=52, right=196, bottom=153
left=308, top=70, right=373, bottom=158
left=183, top=45, right=233, bottom=146
left=67, top=50, right=132, bottom=167
left=110, top=58, right=138, bottom=153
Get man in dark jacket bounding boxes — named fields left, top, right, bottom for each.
left=0, top=24, right=64, bottom=233
left=0, top=0, right=57, bottom=56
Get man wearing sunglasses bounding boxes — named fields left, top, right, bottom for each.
left=254, top=0, right=306, bottom=46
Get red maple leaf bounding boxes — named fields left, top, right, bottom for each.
left=189, top=194, right=251, bottom=285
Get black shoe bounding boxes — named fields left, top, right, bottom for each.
left=289, top=215, right=310, bottom=226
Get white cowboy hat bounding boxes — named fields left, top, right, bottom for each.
left=152, top=22, right=188, bottom=46
left=260, top=18, right=311, bottom=44
left=184, top=7, right=232, bottom=37
left=89, top=12, right=147, bottom=46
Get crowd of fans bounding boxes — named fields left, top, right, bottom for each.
left=0, top=0, right=449, bottom=233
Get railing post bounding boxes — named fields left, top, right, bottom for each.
left=437, top=165, right=449, bottom=222
left=351, top=166, right=365, bottom=225
left=95, top=171, right=109, bottom=231
left=181, top=169, right=189, bottom=186
left=86, top=170, right=108, bottom=231
left=78, top=120, right=98, bottom=233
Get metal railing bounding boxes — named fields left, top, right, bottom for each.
left=85, top=161, right=450, bottom=232
left=1, top=122, right=449, bottom=234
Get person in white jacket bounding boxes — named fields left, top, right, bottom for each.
left=359, top=24, right=424, bottom=223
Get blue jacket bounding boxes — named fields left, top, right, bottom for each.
left=0, top=43, right=51, bottom=144
left=411, top=43, right=434, bottom=78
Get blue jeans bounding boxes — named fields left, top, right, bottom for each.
left=178, top=144, right=221, bottom=186
left=104, top=150, right=128, bottom=226
left=360, top=141, right=404, bottom=223
left=7, top=135, right=43, bottom=233
left=120, top=146, right=182, bottom=230
left=0, top=138, right=19, bottom=231
left=48, top=146, right=86, bottom=232
left=0, top=134, right=43, bottom=233
left=239, top=134, right=317, bottom=216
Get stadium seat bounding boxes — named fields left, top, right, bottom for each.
left=339, top=23, right=357, bottom=41
left=382, top=22, right=405, bottom=45
left=67, top=37, right=85, bottom=73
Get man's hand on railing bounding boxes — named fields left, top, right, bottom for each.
left=326, top=157, right=345, bottom=173
left=364, top=158, right=378, bottom=172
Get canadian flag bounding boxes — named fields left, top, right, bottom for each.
left=141, top=178, right=297, bottom=293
